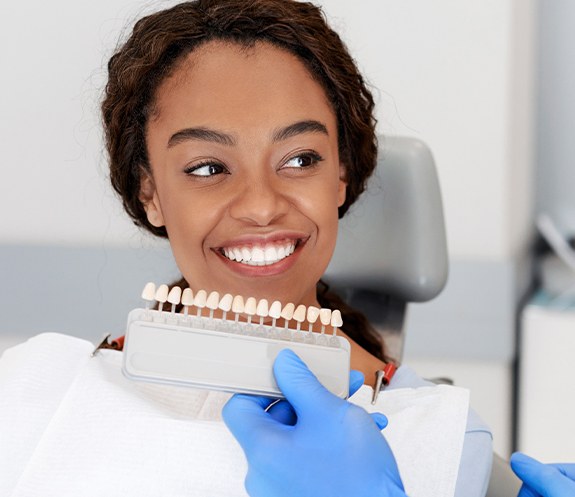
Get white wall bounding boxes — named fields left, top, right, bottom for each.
left=0, top=0, right=536, bottom=262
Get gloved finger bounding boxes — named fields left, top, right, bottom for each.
left=222, top=393, right=279, bottom=450
left=370, top=412, right=388, bottom=431
left=552, top=463, right=575, bottom=480
left=516, top=484, right=540, bottom=497
left=511, top=453, right=575, bottom=497
left=348, top=369, right=364, bottom=397
left=273, top=349, right=341, bottom=416
left=266, top=399, right=297, bottom=426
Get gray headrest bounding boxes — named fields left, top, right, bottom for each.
left=325, top=136, right=448, bottom=303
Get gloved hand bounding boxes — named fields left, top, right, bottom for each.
left=222, top=348, right=406, bottom=497
left=261, top=364, right=388, bottom=429
left=511, top=452, right=575, bottom=497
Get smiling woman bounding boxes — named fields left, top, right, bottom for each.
left=99, top=1, right=493, bottom=496
left=103, top=0, right=386, bottom=368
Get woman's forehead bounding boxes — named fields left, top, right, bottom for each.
left=149, top=40, right=337, bottom=134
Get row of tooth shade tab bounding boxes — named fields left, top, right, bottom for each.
left=140, top=282, right=343, bottom=337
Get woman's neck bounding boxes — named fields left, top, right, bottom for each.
left=338, top=330, right=388, bottom=390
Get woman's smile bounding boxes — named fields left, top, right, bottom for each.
left=213, top=233, right=310, bottom=276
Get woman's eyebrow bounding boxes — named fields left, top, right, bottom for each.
left=272, top=120, right=328, bottom=142
left=166, top=120, right=327, bottom=148
left=167, top=127, right=235, bottom=148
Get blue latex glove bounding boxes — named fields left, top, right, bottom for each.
left=222, top=349, right=406, bottom=497
left=511, top=452, right=575, bottom=497
left=262, top=365, right=388, bottom=429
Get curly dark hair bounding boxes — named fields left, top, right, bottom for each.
left=102, top=0, right=389, bottom=361
left=102, top=0, right=378, bottom=237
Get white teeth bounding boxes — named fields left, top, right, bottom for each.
left=264, top=246, right=277, bottom=263
left=222, top=241, right=297, bottom=266
left=241, top=247, right=251, bottom=262
left=252, top=247, right=265, bottom=263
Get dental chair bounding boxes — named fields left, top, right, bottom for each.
left=324, top=136, right=521, bottom=497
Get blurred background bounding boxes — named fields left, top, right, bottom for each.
left=1, top=0, right=574, bottom=460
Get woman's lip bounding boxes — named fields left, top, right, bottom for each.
left=213, top=237, right=306, bottom=277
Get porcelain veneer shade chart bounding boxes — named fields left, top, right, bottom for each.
left=122, top=282, right=351, bottom=398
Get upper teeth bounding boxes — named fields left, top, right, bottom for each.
left=222, top=242, right=296, bottom=266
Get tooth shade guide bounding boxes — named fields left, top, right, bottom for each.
left=136, top=284, right=347, bottom=347
left=124, top=307, right=351, bottom=399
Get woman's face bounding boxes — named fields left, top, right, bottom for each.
left=142, top=41, right=346, bottom=307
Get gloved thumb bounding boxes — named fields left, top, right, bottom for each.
left=349, top=369, right=364, bottom=397
left=371, top=412, right=389, bottom=430
left=273, top=349, right=342, bottom=416
left=511, top=452, right=575, bottom=497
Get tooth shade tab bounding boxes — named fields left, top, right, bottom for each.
left=256, top=299, right=269, bottom=317
left=293, top=304, right=306, bottom=323
left=232, top=295, right=245, bottom=313
left=181, top=288, right=194, bottom=306
left=141, top=282, right=156, bottom=301
left=269, top=300, right=282, bottom=319
left=280, top=303, right=295, bottom=320
left=218, top=293, right=233, bottom=312
left=193, top=290, right=207, bottom=308
left=331, top=309, right=343, bottom=328
left=206, top=291, right=220, bottom=310
left=319, top=308, right=332, bottom=326
left=306, top=306, right=320, bottom=324
left=167, top=286, right=182, bottom=305
left=155, top=284, right=169, bottom=303
left=244, top=297, right=257, bottom=316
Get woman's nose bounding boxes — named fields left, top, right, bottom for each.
left=228, top=175, right=290, bottom=226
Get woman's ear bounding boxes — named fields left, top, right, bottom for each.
left=139, top=170, right=165, bottom=228
left=337, top=163, right=347, bottom=207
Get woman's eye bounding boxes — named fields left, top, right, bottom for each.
left=184, top=162, right=228, bottom=177
left=283, top=152, right=323, bottom=169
